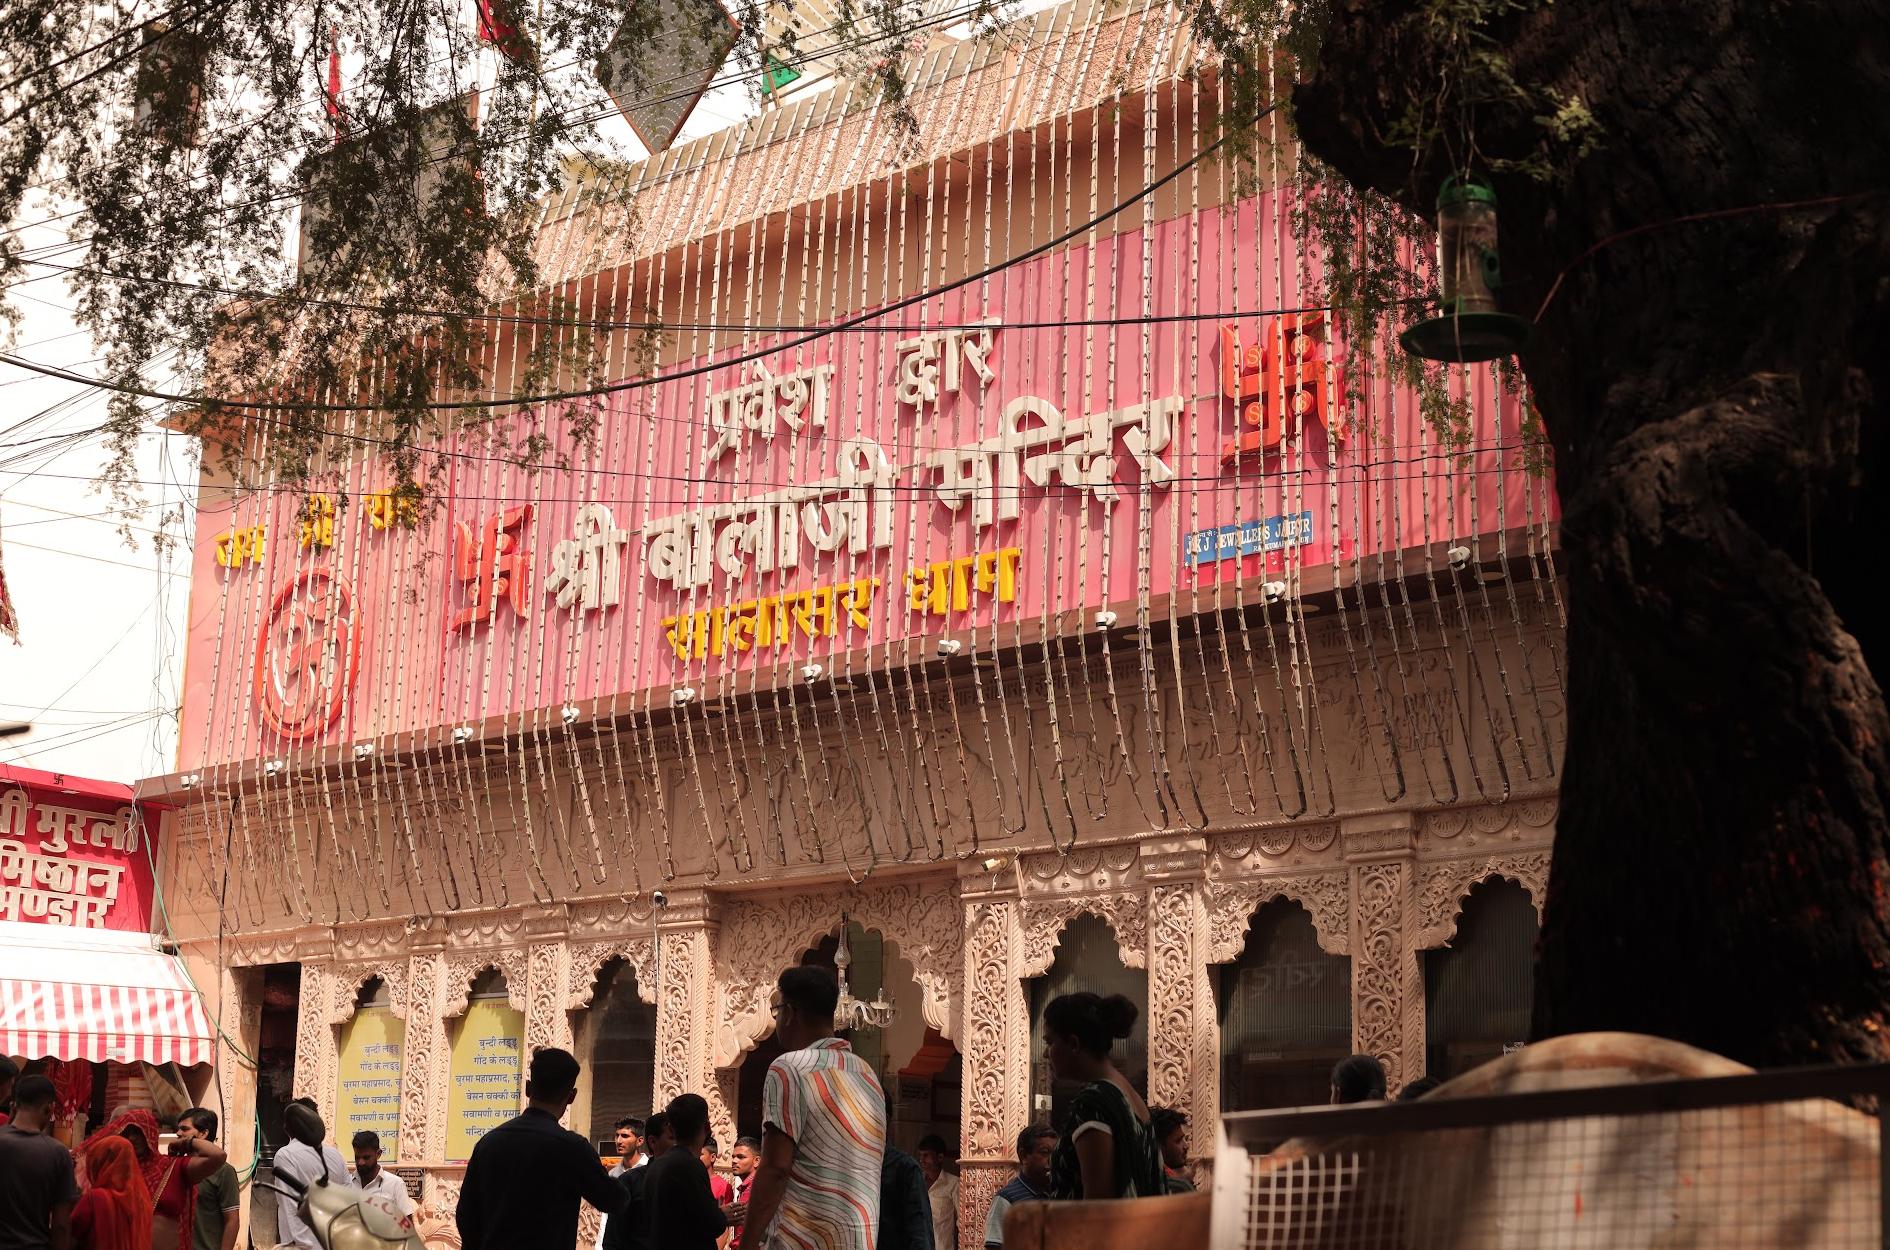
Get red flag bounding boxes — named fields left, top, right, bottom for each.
left=322, top=28, right=347, bottom=140
left=476, top=0, right=533, bottom=63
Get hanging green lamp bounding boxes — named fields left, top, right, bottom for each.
left=1400, top=174, right=1531, bottom=362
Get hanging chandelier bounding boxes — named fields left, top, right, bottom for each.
left=834, top=915, right=896, bottom=1031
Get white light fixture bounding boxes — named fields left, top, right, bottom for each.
left=1446, top=545, right=1472, bottom=571
left=352, top=743, right=376, bottom=762
left=451, top=726, right=475, bottom=746
left=833, top=915, right=896, bottom=1031
left=1095, top=610, right=1119, bottom=629
left=801, top=663, right=825, bottom=682
left=936, top=638, right=963, bottom=658
left=672, top=687, right=697, bottom=706
left=179, top=773, right=201, bottom=790
left=1262, top=581, right=1288, bottom=604
left=262, top=759, right=286, bottom=778
left=980, top=854, right=1013, bottom=873
left=560, top=703, right=581, bottom=725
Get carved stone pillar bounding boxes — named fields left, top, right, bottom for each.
left=1140, top=836, right=1214, bottom=1163
left=1344, top=812, right=1422, bottom=1095
left=402, top=923, right=448, bottom=1165
left=958, top=861, right=1029, bottom=1250
left=523, top=905, right=573, bottom=1055
left=291, top=927, right=337, bottom=1122
left=653, top=891, right=727, bottom=1144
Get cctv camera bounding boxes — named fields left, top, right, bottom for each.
left=1446, top=545, right=1472, bottom=571
left=936, top=638, right=963, bottom=657
left=1261, top=581, right=1288, bottom=604
left=651, top=890, right=670, bottom=908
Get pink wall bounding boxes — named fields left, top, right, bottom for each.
left=178, top=194, right=1548, bottom=769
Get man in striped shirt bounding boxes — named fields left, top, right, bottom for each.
left=743, top=966, right=887, bottom=1250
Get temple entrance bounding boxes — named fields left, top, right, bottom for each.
left=1217, top=898, right=1351, bottom=1111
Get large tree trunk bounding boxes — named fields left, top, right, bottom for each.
left=1292, top=0, right=1890, bottom=1067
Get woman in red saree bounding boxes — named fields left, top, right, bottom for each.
left=72, top=1136, right=154, bottom=1250
left=78, top=1110, right=227, bottom=1250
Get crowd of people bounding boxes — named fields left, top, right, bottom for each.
left=2, top=972, right=1434, bottom=1250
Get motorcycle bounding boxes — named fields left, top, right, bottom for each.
left=257, top=1102, right=427, bottom=1250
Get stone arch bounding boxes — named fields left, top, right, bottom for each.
left=327, top=963, right=411, bottom=1024
left=1206, top=872, right=1351, bottom=964
left=1414, top=852, right=1549, bottom=951
left=567, top=939, right=658, bottom=1011
left=440, top=951, right=529, bottom=1018
left=711, top=881, right=963, bottom=1069
left=1017, top=894, right=1148, bottom=978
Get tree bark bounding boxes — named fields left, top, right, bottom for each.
left=1292, top=0, right=1890, bottom=1066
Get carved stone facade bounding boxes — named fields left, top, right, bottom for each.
left=177, top=795, right=1557, bottom=1250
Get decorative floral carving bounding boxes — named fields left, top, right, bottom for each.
left=292, top=964, right=330, bottom=1106
left=333, top=921, right=408, bottom=960
left=566, top=938, right=657, bottom=1010
left=1353, top=862, right=1409, bottom=1093
left=1257, top=827, right=1295, bottom=856
left=1016, top=893, right=1147, bottom=976
left=957, top=1163, right=1009, bottom=1250
left=440, top=950, right=529, bottom=1017
left=401, top=954, right=442, bottom=1162
left=1019, top=845, right=1141, bottom=895
left=656, top=930, right=702, bottom=1104
left=712, top=881, right=965, bottom=1067
left=1413, top=852, right=1551, bottom=949
left=445, top=911, right=525, bottom=947
left=525, top=942, right=568, bottom=1053
left=327, top=962, right=410, bottom=1023
left=1205, top=873, right=1351, bottom=962
left=1146, top=885, right=1197, bottom=1112
left=1298, top=823, right=1338, bottom=853
left=420, top=1171, right=463, bottom=1229
left=569, top=896, right=655, bottom=934
left=1419, top=799, right=1558, bottom=845
left=960, top=902, right=1023, bottom=1157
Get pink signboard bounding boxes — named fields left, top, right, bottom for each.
left=177, top=192, right=1546, bottom=769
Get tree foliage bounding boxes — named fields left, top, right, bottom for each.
left=0, top=0, right=1001, bottom=512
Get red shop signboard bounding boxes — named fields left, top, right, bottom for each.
left=0, top=766, right=159, bottom=932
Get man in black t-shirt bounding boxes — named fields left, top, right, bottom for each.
left=645, top=1095, right=740, bottom=1250
left=457, top=1049, right=628, bottom=1250
left=0, top=1076, right=79, bottom=1250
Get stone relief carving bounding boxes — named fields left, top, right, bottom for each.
left=1018, top=844, right=1141, bottom=896
left=1210, top=821, right=1343, bottom=873
left=1016, top=892, right=1147, bottom=976
left=327, top=962, right=410, bottom=1023
left=1413, top=851, right=1551, bottom=950
left=440, top=950, right=530, bottom=1017
left=656, top=930, right=702, bottom=1104
left=1145, top=885, right=1196, bottom=1113
left=1205, top=872, right=1351, bottom=962
left=568, top=896, right=655, bottom=934
left=957, top=1163, right=1008, bottom=1250
left=712, top=880, right=965, bottom=1068
left=333, top=920, right=409, bottom=961
left=1418, top=797, right=1557, bottom=845
left=1352, top=862, right=1410, bottom=1094
left=291, top=964, right=329, bottom=1105
left=566, top=938, right=658, bottom=1010
left=525, top=942, right=569, bottom=1054
left=959, top=901, right=1023, bottom=1158
left=400, top=954, right=443, bottom=1163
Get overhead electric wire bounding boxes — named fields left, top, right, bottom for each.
left=0, top=102, right=1279, bottom=419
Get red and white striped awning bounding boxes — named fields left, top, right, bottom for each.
left=0, top=925, right=215, bottom=1067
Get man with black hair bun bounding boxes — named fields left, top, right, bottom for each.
left=457, top=1047, right=628, bottom=1250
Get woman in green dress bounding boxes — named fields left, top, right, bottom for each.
left=1041, top=992, right=1165, bottom=1200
